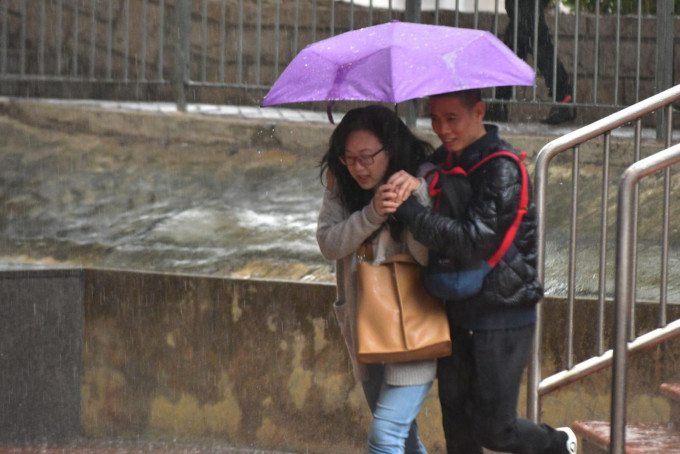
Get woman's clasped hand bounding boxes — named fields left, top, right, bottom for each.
left=373, top=171, right=422, bottom=216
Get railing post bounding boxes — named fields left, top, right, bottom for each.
left=612, top=144, right=680, bottom=453
left=611, top=170, right=636, bottom=453
left=655, top=0, right=674, bottom=141
left=402, top=0, right=422, bottom=128
left=404, top=0, right=421, bottom=23
left=175, top=0, right=191, bottom=113
left=529, top=143, right=554, bottom=423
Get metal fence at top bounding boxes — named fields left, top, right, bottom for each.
left=0, top=0, right=677, bottom=119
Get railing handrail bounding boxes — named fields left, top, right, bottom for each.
left=610, top=142, right=680, bottom=452
left=535, top=85, right=680, bottom=171
left=528, top=84, right=680, bottom=423
left=538, top=317, right=680, bottom=397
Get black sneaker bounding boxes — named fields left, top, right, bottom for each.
left=541, top=95, right=576, bottom=125
left=556, top=427, right=577, bottom=454
left=485, top=103, right=508, bottom=122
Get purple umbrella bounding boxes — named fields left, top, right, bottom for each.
left=261, top=20, right=534, bottom=112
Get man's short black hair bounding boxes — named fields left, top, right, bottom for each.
left=430, top=89, right=482, bottom=110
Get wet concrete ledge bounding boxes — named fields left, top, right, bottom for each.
left=2, top=268, right=680, bottom=454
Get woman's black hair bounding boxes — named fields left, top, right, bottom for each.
left=319, top=105, right=434, bottom=241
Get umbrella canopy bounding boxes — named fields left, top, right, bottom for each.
left=261, top=20, right=535, bottom=108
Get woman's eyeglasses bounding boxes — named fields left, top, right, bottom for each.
left=339, top=147, right=385, bottom=167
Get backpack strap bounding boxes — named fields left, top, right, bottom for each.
left=425, top=164, right=467, bottom=210
left=425, top=168, right=442, bottom=210
left=480, top=151, right=529, bottom=267
left=426, top=150, right=529, bottom=267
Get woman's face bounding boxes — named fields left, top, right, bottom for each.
left=343, top=130, right=390, bottom=191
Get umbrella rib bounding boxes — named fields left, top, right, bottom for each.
left=309, top=47, right=400, bottom=103
left=307, top=47, right=394, bottom=66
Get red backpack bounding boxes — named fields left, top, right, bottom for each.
left=423, top=151, right=530, bottom=301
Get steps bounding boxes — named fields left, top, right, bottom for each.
left=573, top=420, right=680, bottom=453
left=572, top=383, right=680, bottom=453
left=661, top=383, right=680, bottom=428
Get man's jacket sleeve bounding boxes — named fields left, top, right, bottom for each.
left=394, top=157, right=523, bottom=263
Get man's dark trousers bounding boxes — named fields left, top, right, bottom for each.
left=437, top=323, right=568, bottom=453
left=497, top=0, right=571, bottom=101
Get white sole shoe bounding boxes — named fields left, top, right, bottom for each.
left=556, top=426, right=577, bottom=454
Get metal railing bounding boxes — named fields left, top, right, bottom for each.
left=610, top=142, right=680, bottom=452
left=531, top=84, right=680, bottom=452
left=0, top=0, right=171, bottom=85
left=0, top=0, right=676, bottom=117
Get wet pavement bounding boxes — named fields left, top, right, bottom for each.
left=23, top=97, right=674, bottom=142
left=24, top=97, right=583, bottom=138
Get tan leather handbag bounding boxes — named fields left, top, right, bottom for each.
left=356, top=253, right=452, bottom=364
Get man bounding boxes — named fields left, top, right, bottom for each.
left=390, top=90, right=577, bottom=453
left=488, top=0, right=576, bottom=125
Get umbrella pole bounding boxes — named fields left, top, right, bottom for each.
left=326, top=101, right=336, bottom=125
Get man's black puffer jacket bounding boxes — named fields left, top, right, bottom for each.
left=396, top=125, right=543, bottom=317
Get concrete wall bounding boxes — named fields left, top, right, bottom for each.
left=0, top=269, right=84, bottom=443
left=2, top=267, right=680, bottom=453
left=79, top=269, right=371, bottom=453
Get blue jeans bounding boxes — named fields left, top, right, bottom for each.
left=362, top=364, right=432, bottom=454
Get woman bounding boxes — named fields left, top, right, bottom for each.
left=316, top=105, right=435, bottom=454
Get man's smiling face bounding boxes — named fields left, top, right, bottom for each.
left=430, top=95, right=486, bottom=156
